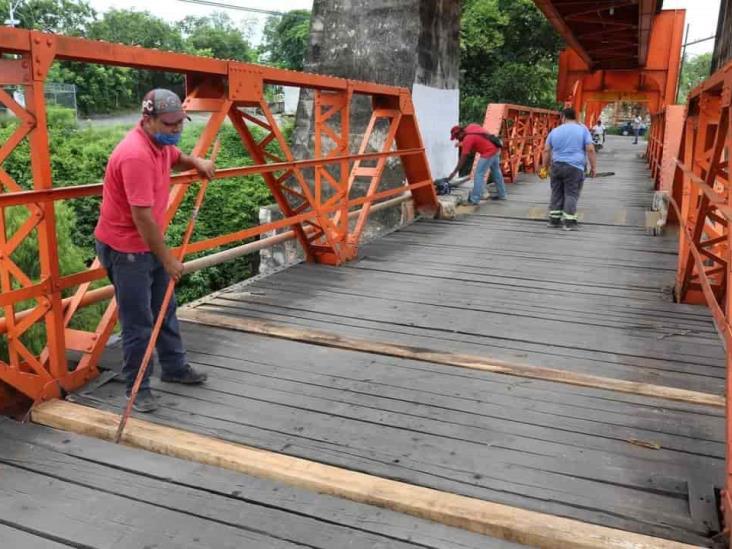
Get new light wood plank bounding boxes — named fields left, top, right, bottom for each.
left=32, top=400, right=699, bottom=549
left=178, top=308, right=725, bottom=408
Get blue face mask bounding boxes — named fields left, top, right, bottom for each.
left=153, top=132, right=181, bottom=146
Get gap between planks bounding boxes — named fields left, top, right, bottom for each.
left=178, top=308, right=725, bottom=409
left=31, top=400, right=698, bottom=549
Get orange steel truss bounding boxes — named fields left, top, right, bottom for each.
left=478, top=104, right=561, bottom=183
left=557, top=10, right=685, bottom=125
left=646, top=105, right=685, bottom=194
left=0, top=28, right=438, bottom=403
left=672, top=58, right=732, bottom=534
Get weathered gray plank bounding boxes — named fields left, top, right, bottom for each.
left=0, top=419, right=519, bottom=549
left=0, top=524, right=71, bottom=549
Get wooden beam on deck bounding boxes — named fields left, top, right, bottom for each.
left=178, top=308, right=725, bottom=408
left=32, top=400, right=699, bottom=549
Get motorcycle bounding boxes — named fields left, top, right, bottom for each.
left=592, top=131, right=603, bottom=151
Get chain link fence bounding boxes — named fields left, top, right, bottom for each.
left=1, top=83, right=78, bottom=119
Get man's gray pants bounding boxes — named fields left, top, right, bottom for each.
left=549, top=161, right=584, bottom=220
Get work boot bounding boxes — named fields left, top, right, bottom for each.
left=563, top=219, right=579, bottom=231
left=161, top=364, right=208, bottom=385
left=548, top=217, right=562, bottom=228
left=125, top=389, right=159, bottom=413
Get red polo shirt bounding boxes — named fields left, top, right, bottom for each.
left=460, top=123, right=498, bottom=160
left=95, top=123, right=181, bottom=253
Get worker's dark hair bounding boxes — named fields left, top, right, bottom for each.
left=561, top=107, right=577, bottom=120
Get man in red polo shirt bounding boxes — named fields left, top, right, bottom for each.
left=95, top=88, right=215, bottom=413
left=447, top=123, right=507, bottom=205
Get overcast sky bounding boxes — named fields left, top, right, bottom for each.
left=84, top=0, right=720, bottom=54
left=664, top=0, right=720, bottom=55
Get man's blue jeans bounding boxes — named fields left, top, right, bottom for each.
left=96, top=240, right=188, bottom=391
left=469, top=153, right=506, bottom=204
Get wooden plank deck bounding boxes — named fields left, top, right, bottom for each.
left=59, top=137, right=723, bottom=546
left=0, top=417, right=515, bottom=548
left=7, top=136, right=725, bottom=546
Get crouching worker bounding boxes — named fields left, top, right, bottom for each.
left=447, top=124, right=506, bottom=205
left=94, top=89, right=215, bottom=412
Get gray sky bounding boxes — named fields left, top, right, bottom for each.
left=663, top=0, right=720, bottom=56
left=84, top=0, right=720, bottom=54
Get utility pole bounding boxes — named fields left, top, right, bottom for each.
left=4, top=0, right=22, bottom=27
left=675, top=24, right=691, bottom=104
left=177, top=0, right=286, bottom=16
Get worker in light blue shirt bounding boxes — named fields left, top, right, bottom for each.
left=542, top=107, right=597, bottom=231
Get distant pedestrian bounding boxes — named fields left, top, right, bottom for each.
left=447, top=124, right=506, bottom=205
left=632, top=114, right=642, bottom=144
left=542, top=107, right=597, bottom=231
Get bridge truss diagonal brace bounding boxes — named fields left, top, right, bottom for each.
left=0, top=27, right=440, bottom=403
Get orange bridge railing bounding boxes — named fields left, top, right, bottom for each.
left=0, top=28, right=438, bottom=404
left=671, top=57, right=732, bottom=533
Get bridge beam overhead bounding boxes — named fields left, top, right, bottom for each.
left=534, top=0, right=663, bottom=70
left=553, top=8, right=685, bottom=125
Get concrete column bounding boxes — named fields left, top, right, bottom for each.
left=292, top=0, right=460, bottom=180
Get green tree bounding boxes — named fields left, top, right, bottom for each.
left=181, top=12, right=255, bottom=62
left=48, top=62, right=136, bottom=114
left=260, top=10, right=311, bottom=70
left=88, top=9, right=184, bottom=50
left=678, top=52, right=712, bottom=103
left=0, top=0, right=95, bottom=35
left=460, top=0, right=563, bottom=123
left=0, top=201, right=106, bottom=359
left=88, top=9, right=187, bottom=101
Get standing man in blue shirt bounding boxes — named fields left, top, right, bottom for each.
left=542, top=108, right=597, bottom=230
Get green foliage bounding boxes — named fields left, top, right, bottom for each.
left=260, top=10, right=311, bottom=70
left=678, top=52, right=712, bottom=104
left=6, top=5, right=260, bottom=114
left=0, top=0, right=96, bottom=34
left=0, top=113, right=277, bottom=356
left=88, top=9, right=184, bottom=50
left=45, top=105, right=77, bottom=129
left=48, top=62, right=137, bottom=115
left=0, top=202, right=106, bottom=359
left=460, top=0, right=563, bottom=123
left=180, top=13, right=255, bottom=61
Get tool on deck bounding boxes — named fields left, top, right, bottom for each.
left=114, top=139, right=221, bottom=443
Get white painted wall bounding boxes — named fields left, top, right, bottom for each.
left=283, top=86, right=301, bottom=115
left=411, top=83, right=459, bottom=179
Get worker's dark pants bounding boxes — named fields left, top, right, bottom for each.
left=549, top=162, right=584, bottom=220
left=96, top=240, right=188, bottom=392
left=633, top=127, right=640, bottom=144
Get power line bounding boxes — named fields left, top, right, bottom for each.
left=177, top=0, right=286, bottom=16
left=683, top=35, right=715, bottom=48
